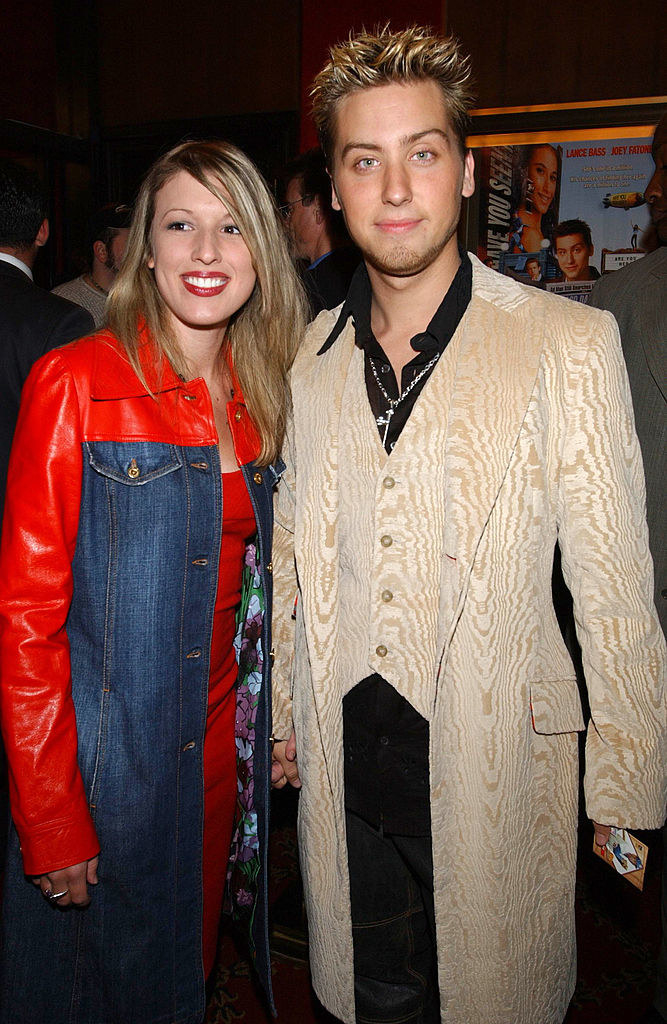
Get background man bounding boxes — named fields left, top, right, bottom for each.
left=282, top=147, right=358, bottom=313
left=52, top=203, right=131, bottom=327
left=271, top=26, right=665, bottom=1024
left=0, top=159, right=93, bottom=519
left=526, top=256, right=543, bottom=281
left=0, top=158, right=93, bottom=863
left=590, top=113, right=667, bottom=1024
left=554, top=218, right=600, bottom=281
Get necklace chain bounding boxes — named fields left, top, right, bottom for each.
left=83, top=272, right=109, bottom=297
left=369, top=352, right=441, bottom=447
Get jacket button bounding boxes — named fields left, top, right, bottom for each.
left=183, top=393, right=197, bottom=402
left=376, top=644, right=387, bottom=657
left=182, top=741, right=196, bottom=751
left=192, top=558, right=208, bottom=566
left=381, top=589, right=393, bottom=603
left=383, top=477, right=395, bottom=489
left=186, top=648, right=202, bottom=659
left=127, top=458, right=140, bottom=479
left=380, top=535, right=392, bottom=548
left=266, top=561, right=273, bottom=573
left=235, top=408, right=243, bottom=421
left=190, top=461, right=209, bottom=471
left=253, top=472, right=263, bottom=484
left=269, top=647, right=275, bottom=664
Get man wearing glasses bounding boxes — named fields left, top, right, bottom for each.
left=282, top=147, right=358, bottom=314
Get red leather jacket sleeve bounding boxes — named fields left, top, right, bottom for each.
left=0, top=349, right=100, bottom=875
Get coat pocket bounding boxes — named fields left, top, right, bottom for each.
left=530, top=677, right=585, bottom=734
left=85, top=440, right=183, bottom=485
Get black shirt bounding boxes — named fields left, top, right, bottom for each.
left=320, top=250, right=472, bottom=834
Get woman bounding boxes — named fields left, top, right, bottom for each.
left=509, top=143, right=561, bottom=254
left=0, top=140, right=306, bottom=1024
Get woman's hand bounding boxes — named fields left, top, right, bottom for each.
left=271, top=731, right=300, bottom=789
left=32, top=855, right=99, bottom=908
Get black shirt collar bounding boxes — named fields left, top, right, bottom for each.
left=317, top=247, right=472, bottom=358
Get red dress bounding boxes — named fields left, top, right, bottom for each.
left=201, top=469, right=256, bottom=977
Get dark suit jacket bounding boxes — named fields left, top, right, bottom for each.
left=590, top=247, right=667, bottom=635
left=303, top=246, right=360, bottom=315
left=0, top=259, right=94, bottom=518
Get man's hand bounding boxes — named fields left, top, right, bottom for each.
left=32, top=855, right=99, bottom=908
left=272, top=730, right=300, bottom=789
left=593, top=822, right=612, bottom=848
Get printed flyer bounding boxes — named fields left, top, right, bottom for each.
left=474, top=131, right=655, bottom=302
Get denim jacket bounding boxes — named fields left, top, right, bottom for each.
left=0, top=331, right=280, bottom=1023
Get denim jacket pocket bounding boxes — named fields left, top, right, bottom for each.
left=86, top=440, right=183, bottom=485
left=530, top=677, right=585, bottom=735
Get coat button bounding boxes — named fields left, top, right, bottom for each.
left=376, top=644, right=387, bottom=657
left=183, top=393, right=197, bottom=402
left=381, top=589, right=393, bottom=603
left=127, top=458, right=140, bottom=479
left=190, top=461, right=209, bottom=471
left=253, top=472, right=263, bottom=484
left=269, top=647, right=275, bottom=664
left=186, top=648, right=202, bottom=659
left=192, top=558, right=208, bottom=566
left=266, top=561, right=273, bottom=573
left=235, top=408, right=243, bottom=421
left=182, top=740, right=196, bottom=751
left=380, top=535, right=393, bottom=547
left=383, top=477, right=395, bottom=489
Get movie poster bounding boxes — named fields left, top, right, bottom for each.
left=474, top=131, right=655, bottom=303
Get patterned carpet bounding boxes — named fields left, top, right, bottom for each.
left=205, top=788, right=663, bottom=1023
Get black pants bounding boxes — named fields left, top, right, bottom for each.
left=345, top=810, right=440, bottom=1024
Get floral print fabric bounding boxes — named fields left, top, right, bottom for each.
left=227, top=538, right=264, bottom=952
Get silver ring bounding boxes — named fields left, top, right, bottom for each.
left=47, top=888, right=69, bottom=900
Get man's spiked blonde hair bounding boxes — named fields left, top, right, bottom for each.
left=311, top=25, right=475, bottom=166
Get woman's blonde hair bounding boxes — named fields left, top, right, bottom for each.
left=107, top=139, right=307, bottom=466
left=311, top=25, right=475, bottom=166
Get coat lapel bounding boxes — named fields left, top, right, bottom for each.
left=441, top=259, right=546, bottom=653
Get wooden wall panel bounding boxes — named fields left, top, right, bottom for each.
left=1, top=1, right=59, bottom=130
left=96, top=0, right=301, bottom=127
left=446, top=0, right=665, bottom=109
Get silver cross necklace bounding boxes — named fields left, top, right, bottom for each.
left=369, top=352, right=441, bottom=449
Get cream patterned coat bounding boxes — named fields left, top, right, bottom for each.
left=271, top=255, right=665, bottom=1024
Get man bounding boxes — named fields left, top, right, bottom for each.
left=525, top=256, right=543, bottom=281
left=0, top=159, right=93, bottom=869
left=0, top=160, right=93, bottom=518
left=282, top=147, right=358, bottom=313
left=271, top=26, right=665, bottom=1024
left=52, top=203, right=130, bottom=327
left=589, top=113, right=667, bottom=1024
left=554, top=218, right=600, bottom=281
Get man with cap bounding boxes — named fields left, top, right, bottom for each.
left=52, top=203, right=131, bottom=327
